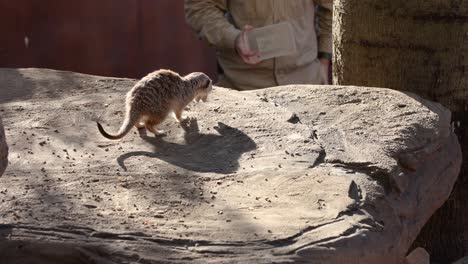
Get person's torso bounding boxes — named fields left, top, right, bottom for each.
left=219, top=0, right=321, bottom=90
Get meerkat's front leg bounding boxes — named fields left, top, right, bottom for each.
left=153, top=128, right=166, bottom=135
left=174, top=107, right=188, bottom=123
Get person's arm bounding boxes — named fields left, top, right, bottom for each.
left=184, top=0, right=240, bottom=50
left=185, top=0, right=260, bottom=64
left=315, top=0, right=333, bottom=84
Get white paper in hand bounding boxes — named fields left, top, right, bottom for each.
left=247, top=22, right=297, bottom=61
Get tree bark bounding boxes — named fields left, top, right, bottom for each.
left=333, top=0, right=468, bottom=262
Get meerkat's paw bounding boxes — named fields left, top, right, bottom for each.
left=172, top=112, right=187, bottom=122
left=173, top=112, right=189, bottom=123
left=177, top=115, right=189, bottom=122
left=153, top=128, right=167, bottom=136
left=136, top=122, right=145, bottom=129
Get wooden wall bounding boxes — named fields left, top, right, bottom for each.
left=0, top=0, right=217, bottom=80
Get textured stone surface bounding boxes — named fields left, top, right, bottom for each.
left=453, top=256, right=468, bottom=264
left=406, top=247, right=430, bottom=264
left=0, top=68, right=461, bottom=263
left=0, top=117, right=7, bottom=177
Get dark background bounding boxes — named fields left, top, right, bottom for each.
left=0, top=0, right=218, bottom=80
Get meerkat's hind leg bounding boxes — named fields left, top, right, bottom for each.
left=145, top=118, right=166, bottom=136
left=147, top=126, right=166, bottom=136
left=136, top=122, right=146, bottom=129
left=135, top=115, right=147, bottom=129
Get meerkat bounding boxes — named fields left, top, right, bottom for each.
left=97, top=69, right=212, bottom=140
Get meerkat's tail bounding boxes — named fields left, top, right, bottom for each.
left=96, top=110, right=140, bottom=140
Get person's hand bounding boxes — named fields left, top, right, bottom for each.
left=319, top=58, right=330, bottom=84
left=235, top=25, right=261, bottom=65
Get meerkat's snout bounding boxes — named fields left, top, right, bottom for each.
left=202, top=81, right=212, bottom=102
left=195, top=92, right=208, bottom=102
left=194, top=80, right=211, bottom=102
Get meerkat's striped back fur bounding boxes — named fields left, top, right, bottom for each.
left=97, top=69, right=212, bottom=140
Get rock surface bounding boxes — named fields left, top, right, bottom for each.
left=453, top=256, right=468, bottom=264
left=406, top=247, right=430, bottom=264
left=0, top=117, right=7, bottom=177
left=0, top=68, right=461, bottom=263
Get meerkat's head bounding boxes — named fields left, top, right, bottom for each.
left=186, top=72, right=212, bottom=102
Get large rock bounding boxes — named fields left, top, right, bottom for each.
left=0, top=117, right=7, bottom=177
left=0, top=68, right=461, bottom=263
left=453, top=256, right=468, bottom=264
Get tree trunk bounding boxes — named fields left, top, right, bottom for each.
left=333, top=0, right=468, bottom=262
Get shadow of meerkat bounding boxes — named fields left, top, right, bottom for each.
left=117, top=118, right=257, bottom=174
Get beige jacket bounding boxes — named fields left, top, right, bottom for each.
left=185, top=0, right=333, bottom=90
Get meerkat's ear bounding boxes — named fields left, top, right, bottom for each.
left=206, top=79, right=212, bottom=89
